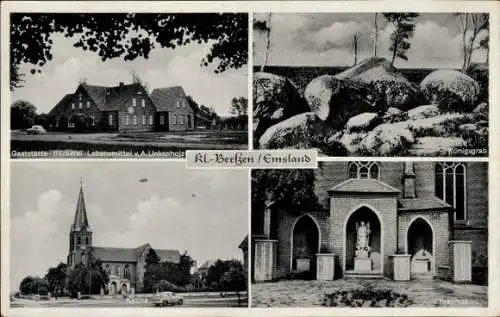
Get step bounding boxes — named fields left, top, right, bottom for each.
left=344, top=270, right=384, bottom=279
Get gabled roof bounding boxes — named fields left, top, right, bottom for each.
left=48, top=93, right=73, bottom=116
left=150, top=86, right=191, bottom=112
left=82, top=83, right=145, bottom=111
left=72, top=183, right=91, bottom=231
left=328, top=178, right=400, bottom=194
left=398, top=196, right=452, bottom=211
left=90, top=245, right=180, bottom=263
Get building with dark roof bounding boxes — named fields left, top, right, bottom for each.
left=48, top=82, right=196, bottom=132
left=251, top=162, right=488, bottom=285
left=67, top=181, right=180, bottom=294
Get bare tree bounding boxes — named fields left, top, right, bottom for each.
left=259, top=13, right=273, bottom=72
left=130, top=70, right=150, bottom=93
left=373, top=13, right=378, bottom=57
left=457, top=13, right=489, bottom=70
left=353, top=33, right=360, bottom=65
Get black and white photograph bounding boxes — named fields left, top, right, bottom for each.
left=253, top=13, right=489, bottom=157
left=10, top=13, right=248, bottom=158
left=9, top=161, right=248, bottom=307
left=251, top=161, right=488, bottom=307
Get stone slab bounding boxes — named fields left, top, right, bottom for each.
left=354, top=257, right=372, bottom=272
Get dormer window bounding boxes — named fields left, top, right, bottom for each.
left=348, top=162, right=380, bottom=180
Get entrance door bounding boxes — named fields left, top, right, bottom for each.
left=121, top=283, right=128, bottom=295
left=291, top=215, right=319, bottom=278
left=110, top=282, right=117, bottom=295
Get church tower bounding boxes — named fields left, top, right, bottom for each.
left=67, top=179, right=93, bottom=267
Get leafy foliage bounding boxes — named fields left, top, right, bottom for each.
left=205, top=259, right=246, bottom=291
left=143, top=249, right=195, bottom=293
left=382, top=13, right=419, bottom=65
left=11, top=100, right=37, bottom=129
left=251, top=169, right=321, bottom=215
left=230, top=97, right=248, bottom=117
left=19, top=276, right=50, bottom=295
left=66, top=260, right=109, bottom=297
left=10, top=13, right=248, bottom=90
left=44, top=262, right=67, bottom=296
left=322, top=283, right=413, bottom=307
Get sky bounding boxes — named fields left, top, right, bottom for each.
left=12, top=33, right=248, bottom=116
left=254, top=13, right=488, bottom=68
left=9, top=161, right=248, bottom=291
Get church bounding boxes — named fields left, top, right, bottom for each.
left=251, top=162, right=488, bottom=285
left=67, top=181, right=180, bottom=294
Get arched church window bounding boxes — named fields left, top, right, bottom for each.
left=347, top=162, right=380, bottom=180
left=77, top=237, right=81, bottom=245
left=124, top=265, right=131, bottom=280
left=85, top=237, right=89, bottom=245
left=435, top=162, right=467, bottom=222
left=105, top=264, right=111, bottom=276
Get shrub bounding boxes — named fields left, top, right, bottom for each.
left=321, top=284, right=413, bottom=307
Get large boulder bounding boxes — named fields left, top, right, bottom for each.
left=420, top=70, right=480, bottom=112
left=406, top=105, right=440, bottom=120
left=253, top=72, right=310, bottom=141
left=335, top=57, right=420, bottom=111
left=358, top=123, right=415, bottom=156
left=304, top=75, right=375, bottom=127
left=346, top=112, right=379, bottom=132
left=258, top=112, right=333, bottom=149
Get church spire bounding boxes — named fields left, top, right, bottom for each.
left=72, top=178, right=90, bottom=231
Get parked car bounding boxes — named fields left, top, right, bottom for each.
left=26, top=125, right=47, bottom=135
left=152, top=291, right=183, bottom=307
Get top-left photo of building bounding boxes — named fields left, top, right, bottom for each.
left=10, top=13, right=249, bottom=158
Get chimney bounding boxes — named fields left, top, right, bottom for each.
left=403, top=162, right=416, bottom=198
left=119, top=82, right=124, bottom=87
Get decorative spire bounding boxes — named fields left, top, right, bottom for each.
left=72, top=178, right=91, bottom=231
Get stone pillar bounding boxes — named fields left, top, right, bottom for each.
left=449, top=241, right=472, bottom=283
left=263, top=207, right=271, bottom=238
left=389, top=254, right=411, bottom=281
left=253, top=239, right=278, bottom=282
left=316, top=254, right=336, bottom=280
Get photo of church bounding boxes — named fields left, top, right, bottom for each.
left=251, top=161, right=488, bottom=307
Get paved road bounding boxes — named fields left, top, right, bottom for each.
left=10, top=296, right=248, bottom=308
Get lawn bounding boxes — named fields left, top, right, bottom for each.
left=10, top=130, right=248, bottom=157
left=251, top=279, right=487, bottom=308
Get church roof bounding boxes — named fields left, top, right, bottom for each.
left=72, top=182, right=91, bottom=231
left=398, top=196, right=452, bottom=211
left=328, top=178, right=400, bottom=194
left=90, top=245, right=181, bottom=263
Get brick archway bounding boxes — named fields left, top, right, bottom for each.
left=289, top=214, right=321, bottom=276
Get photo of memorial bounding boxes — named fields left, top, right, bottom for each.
left=252, top=13, right=489, bottom=156
left=250, top=161, right=488, bottom=307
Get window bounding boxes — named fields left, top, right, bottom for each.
left=79, top=93, right=82, bottom=101
left=115, top=265, right=121, bottom=277
left=71, top=103, right=75, bottom=110
left=132, top=98, right=136, bottom=107
left=176, top=100, right=180, bottom=108
left=133, top=115, right=137, bottom=125
left=348, top=162, right=380, bottom=179
left=108, top=113, right=113, bottom=126
left=180, top=115, right=184, bottom=125
left=90, top=115, right=95, bottom=126
left=77, top=237, right=81, bottom=245
left=86, top=101, right=90, bottom=108
left=124, top=265, right=131, bottom=280
left=79, top=102, right=83, bottom=109
left=124, top=115, right=129, bottom=126
left=85, top=237, right=89, bottom=245
left=435, top=162, right=467, bottom=221
left=160, top=114, right=165, bottom=125
left=141, top=99, right=145, bottom=108
left=142, top=115, right=146, bottom=125
left=173, top=114, right=177, bottom=125
left=149, top=115, right=153, bottom=125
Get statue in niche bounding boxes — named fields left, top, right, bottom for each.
left=355, top=221, right=371, bottom=258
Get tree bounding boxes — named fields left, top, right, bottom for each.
left=251, top=169, right=321, bottom=217
left=383, top=13, right=419, bottom=66
left=19, top=276, right=49, bottom=295
left=230, top=97, right=248, bottom=117
left=178, top=251, right=195, bottom=286
left=205, top=259, right=246, bottom=292
left=11, top=13, right=248, bottom=90
left=353, top=33, right=360, bottom=66
left=131, top=70, right=150, bottom=93
left=145, top=248, right=161, bottom=266
left=254, top=14, right=272, bottom=72
left=45, top=263, right=68, bottom=297
left=66, top=260, right=108, bottom=297
left=11, top=100, right=37, bottom=130
left=456, top=13, right=489, bottom=70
